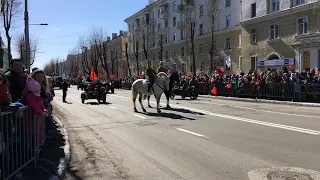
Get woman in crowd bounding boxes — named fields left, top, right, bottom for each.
left=0, top=69, right=11, bottom=105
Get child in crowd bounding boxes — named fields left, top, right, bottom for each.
left=22, top=76, right=48, bottom=144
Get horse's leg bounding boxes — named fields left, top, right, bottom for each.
left=132, top=89, right=138, bottom=112
left=139, top=93, right=146, bottom=112
left=147, top=95, right=152, bottom=108
left=166, top=91, right=172, bottom=109
left=156, top=95, right=161, bottom=113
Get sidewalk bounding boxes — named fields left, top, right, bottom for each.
left=199, top=94, right=320, bottom=107
left=19, top=115, right=70, bottom=180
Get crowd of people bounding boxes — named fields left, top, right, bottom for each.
left=0, top=58, right=60, bottom=179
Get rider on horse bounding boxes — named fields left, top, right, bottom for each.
left=157, top=61, right=166, bottom=73
left=145, top=60, right=156, bottom=92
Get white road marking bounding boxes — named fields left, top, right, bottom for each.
left=176, top=128, right=209, bottom=138
left=200, top=101, right=320, bottom=119
left=133, top=114, right=147, bottom=119
left=109, top=94, right=320, bottom=135
left=109, top=106, right=118, bottom=110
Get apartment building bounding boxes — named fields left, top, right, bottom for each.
left=105, top=31, right=129, bottom=77
left=124, top=0, right=242, bottom=75
left=240, top=0, right=320, bottom=73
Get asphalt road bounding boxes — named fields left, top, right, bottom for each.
left=52, top=86, right=320, bottom=180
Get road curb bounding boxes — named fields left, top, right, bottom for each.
left=199, top=95, right=320, bottom=107
left=52, top=115, right=71, bottom=180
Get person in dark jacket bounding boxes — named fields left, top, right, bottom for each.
left=62, top=80, right=68, bottom=102
left=145, top=61, right=156, bottom=92
left=5, top=59, right=26, bottom=102
left=157, top=61, right=166, bottom=73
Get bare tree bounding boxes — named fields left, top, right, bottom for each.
left=207, top=0, right=219, bottom=75
left=14, top=32, right=39, bottom=66
left=183, top=0, right=196, bottom=76
left=43, top=58, right=56, bottom=76
left=67, top=48, right=80, bottom=78
left=0, top=0, right=22, bottom=62
left=123, top=33, right=132, bottom=77
left=141, top=18, right=153, bottom=60
left=77, top=36, right=90, bottom=75
left=88, top=26, right=108, bottom=76
left=158, top=28, right=167, bottom=63
left=129, top=32, right=140, bottom=75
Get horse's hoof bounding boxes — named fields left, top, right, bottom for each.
left=166, top=105, right=172, bottom=109
left=143, top=109, right=146, bottom=113
left=157, top=110, right=161, bottom=113
left=134, top=108, right=138, bottom=112
left=148, top=105, right=152, bottom=108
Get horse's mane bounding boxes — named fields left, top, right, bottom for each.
left=157, top=72, right=169, bottom=78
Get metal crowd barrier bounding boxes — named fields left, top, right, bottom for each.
left=0, top=106, right=46, bottom=180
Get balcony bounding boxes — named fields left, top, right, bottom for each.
left=176, top=4, right=184, bottom=13
left=160, top=11, right=168, bottom=19
left=177, top=21, right=185, bottom=29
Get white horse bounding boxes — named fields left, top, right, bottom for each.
left=131, top=72, right=170, bottom=113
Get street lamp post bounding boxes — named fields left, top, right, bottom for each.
left=24, top=0, right=48, bottom=70
left=24, top=0, right=30, bottom=71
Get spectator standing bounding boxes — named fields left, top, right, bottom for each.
left=5, top=59, right=26, bottom=102
left=0, top=69, right=11, bottom=105
left=62, top=79, right=68, bottom=102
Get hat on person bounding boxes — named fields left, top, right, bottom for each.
left=26, top=76, right=41, bottom=92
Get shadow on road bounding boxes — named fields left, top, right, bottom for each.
left=86, top=102, right=112, bottom=105
left=137, top=111, right=196, bottom=121
left=168, top=107, right=205, bottom=115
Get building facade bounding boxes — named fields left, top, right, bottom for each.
left=241, top=0, right=320, bottom=73
left=124, top=0, right=242, bottom=75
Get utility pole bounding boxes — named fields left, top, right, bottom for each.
left=24, top=0, right=31, bottom=71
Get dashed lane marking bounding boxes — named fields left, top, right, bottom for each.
left=133, top=114, right=147, bottom=119
left=176, top=128, right=209, bottom=138
left=109, top=106, right=118, bottom=110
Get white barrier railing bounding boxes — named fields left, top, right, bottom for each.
left=0, top=106, right=46, bottom=180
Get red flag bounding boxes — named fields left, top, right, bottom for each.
left=211, top=87, right=218, bottom=96
left=90, top=67, right=98, bottom=80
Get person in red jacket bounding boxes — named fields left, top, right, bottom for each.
left=22, top=76, right=48, bottom=144
left=0, top=69, right=11, bottom=105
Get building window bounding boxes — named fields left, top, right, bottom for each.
left=173, top=17, right=176, bottom=26
left=239, top=56, right=243, bottom=70
left=225, top=37, right=231, bottom=50
left=181, top=47, right=185, bottom=56
left=295, top=0, right=305, bottom=6
left=297, top=17, right=308, bottom=35
left=213, top=41, right=216, bottom=51
left=270, top=0, right=280, bottom=12
left=182, top=63, right=186, bottom=72
left=250, top=56, right=256, bottom=70
left=269, top=24, right=279, bottom=40
left=173, top=49, right=176, bottom=56
left=251, top=29, right=256, bottom=43
left=239, top=34, right=242, bottom=47
left=226, top=0, right=231, bottom=7
left=165, top=50, right=168, bottom=58
left=165, top=20, right=168, bottom=28
left=199, top=5, right=204, bottom=16
left=199, top=24, right=203, bottom=35
left=173, top=1, right=176, bottom=11
left=173, top=32, right=177, bottom=41
left=200, top=62, right=204, bottom=71
left=226, top=15, right=230, bottom=28
left=180, top=30, right=184, bottom=40
left=251, top=3, right=256, bottom=18
left=199, top=43, right=203, bottom=54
